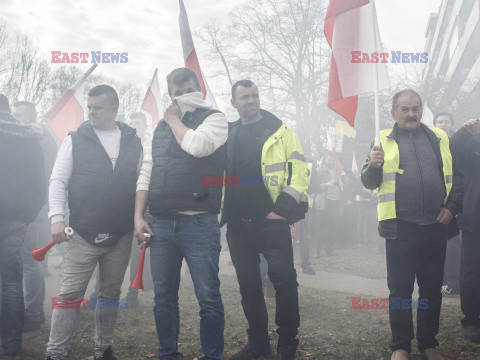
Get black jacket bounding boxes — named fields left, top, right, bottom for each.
left=450, top=127, right=480, bottom=232
left=0, top=113, right=46, bottom=223
left=220, top=109, right=307, bottom=226
left=361, top=123, right=462, bottom=239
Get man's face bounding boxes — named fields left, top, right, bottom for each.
left=391, top=94, right=423, bottom=130
left=12, top=105, right=35, bottom=124
left=129, top=117, right=147, bottom=139
left=435, top=115, right=452, bottom=133
left=169, top=78, right=199, bottom=100
left=231, top=85, right=261, bottom=120
left=325, top=154, right=334, bottom=165
left=87, top=94, right=118, bottom=130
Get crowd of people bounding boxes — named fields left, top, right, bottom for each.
left=0, top=72, right=479, bottom=360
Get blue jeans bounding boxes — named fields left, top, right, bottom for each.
left=149, top=213, right=224, bottom=360
left=0, top=221, right=26, bottom=354
left=22, top=206, right=47, bottom=322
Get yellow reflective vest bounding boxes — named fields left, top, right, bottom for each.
left=377, top=127, right=453, bottom=222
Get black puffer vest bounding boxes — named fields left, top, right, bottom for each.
left=149, top=108, right=226, bottom=215
left=68, top=122, right=142, bottom=246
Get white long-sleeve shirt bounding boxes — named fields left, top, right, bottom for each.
left=136, top=92, right=228, bottom=192
left=49, top=127, right=124, bottom=224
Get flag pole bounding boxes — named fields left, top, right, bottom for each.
left=371, top=0, right=381, bottom=146
left=149, top=68, right=158, bottom=88
left=72, top=63, right=98, bottom=92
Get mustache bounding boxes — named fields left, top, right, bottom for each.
left=405, top=117, right=418, bottom=122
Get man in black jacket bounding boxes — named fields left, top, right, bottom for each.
left=222, top=80, right=309, bottom=360
left=361, top=90, right=462, bottom=360
left=450, top=118, right=480, bottom=343
left=0, top=94, right=45, bottom=357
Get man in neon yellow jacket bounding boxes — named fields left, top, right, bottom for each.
left=361, top=89, right=462, bottom=360
left=221, top=80, right=309, bottom=360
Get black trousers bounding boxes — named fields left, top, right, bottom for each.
left=461, top=229, right=480, bottom=328
left=226, top=218, right=299, bottom=338
left=386, top=221, right=447, bottom=353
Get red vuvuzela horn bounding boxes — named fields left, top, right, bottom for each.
left=32, top=226, right=74, bottom=261
left=32, top=241, right=55, bottom=261
left=130, top=236, right=149, bottom=290
left=130, top=243, right=146, bottom=289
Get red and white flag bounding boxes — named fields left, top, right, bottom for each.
left=179, top=0, right=217, bottom=108
left=142, top=69, right=163, bottom=129
left=45, top=64, right=97, bottom=141
left=324, top=0, right=389, bottom=126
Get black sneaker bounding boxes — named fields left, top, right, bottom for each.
left=276, top=338, right=299, bottom=360
left=228, top=340, right=274, bottom=360
left=464, top=326, right=480, bottom=343
left=94, top=347, right=118, bottom=360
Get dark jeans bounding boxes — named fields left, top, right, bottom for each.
left=149, top=213, right=224, bottom=360
left=386, top=220, right=447, bottom=353
left=443, top=234, right=461, bottom=294
left=22, top=206, right=47, bottom=322
left=0, top=221, right=26, bottom=354
left=226, top=218, right=299, bottom=338
left=460, top=230, right=480, bottom=328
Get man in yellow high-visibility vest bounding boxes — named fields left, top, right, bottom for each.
left=361, top=89, right=463, bottom=360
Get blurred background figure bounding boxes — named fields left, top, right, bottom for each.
left=0, top=94, right=46, bottom=357
left=12, top=101, right=58, bottom=332
left=432, top=112, right=461, bottom=295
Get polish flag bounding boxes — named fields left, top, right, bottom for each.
left=179, top=0, right=217, bottom=108
left=45, top=64, right=97, bottom=141
left=142, top=69, right=163, bottom=128
left=324, top=0, right=389, bottom=126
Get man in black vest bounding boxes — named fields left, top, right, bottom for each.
left=134, top=68, right=228, bottom=360
left=45, top=85, right=142, bottom=360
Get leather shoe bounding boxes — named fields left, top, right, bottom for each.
left=421, top=348, right=444, bottom=360
left=391, top=349, right=409, bottom=360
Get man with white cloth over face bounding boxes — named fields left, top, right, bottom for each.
left=134, top=67, right=228, bottom=360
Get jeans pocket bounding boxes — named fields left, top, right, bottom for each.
left=194, top=213, right=219, bottom=228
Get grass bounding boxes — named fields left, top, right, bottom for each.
left=15, top=274, right=480, bottom=360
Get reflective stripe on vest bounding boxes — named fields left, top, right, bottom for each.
left=377, top=127, right=453, bottom=222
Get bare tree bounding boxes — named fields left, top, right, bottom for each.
left=200, top=0, right=331, bottom=156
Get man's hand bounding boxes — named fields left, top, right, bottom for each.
left=266, top=212, right=286, bottom=220
left=134, top=216, right=155, bottom=245
left=437, top=208, right=453, bottom=225
left=164, top=101, right=182, bottom=126
left=369, top=145, right=384, bottom=168
left=51, top=222, right=68, bottom=244
left=463, top=118, right=480, bottom=135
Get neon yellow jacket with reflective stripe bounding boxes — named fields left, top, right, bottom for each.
left=220, top=110, right=309, bottom=225
left=378, top=127, right=453, bottom=222
left=261, top=122, right=310, bottom=214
